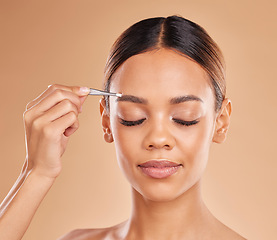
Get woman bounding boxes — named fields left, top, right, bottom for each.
left=0, top=15, right=247, bottom=240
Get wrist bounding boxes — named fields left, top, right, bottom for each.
left=28, top=169, right=57, bottom=185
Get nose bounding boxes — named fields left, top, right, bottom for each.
left=143, top=120, right=176, bottom=151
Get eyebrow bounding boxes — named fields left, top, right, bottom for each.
left=116, top=95, right=148, bottom=104
left=170, top=95, right=203, bottom=104
left=116, top=94, right=203, bottom=104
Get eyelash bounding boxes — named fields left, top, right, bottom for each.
left=172, top=118, right=199, bottom=126
left=119, top=118, right=199, bottom=127
left=119, top=118, right=146, bottom=126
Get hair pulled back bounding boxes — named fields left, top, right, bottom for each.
left=103, top=15, right=226, bottom=111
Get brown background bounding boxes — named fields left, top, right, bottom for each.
left=0, top=0, right=276, bottom=239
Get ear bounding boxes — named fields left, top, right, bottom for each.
left=212, top=98, right=232, bottom=143
left=99, top=98, right=114, bottom=143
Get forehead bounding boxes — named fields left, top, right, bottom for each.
left=109, top=48, right=213, bottom=103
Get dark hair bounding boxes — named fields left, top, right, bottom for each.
left=103, top=15, right=226, bottom=111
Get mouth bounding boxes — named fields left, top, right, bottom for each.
left=138, top=160, right=183, bottom=179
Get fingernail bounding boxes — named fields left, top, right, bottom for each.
left=79, top=87, right=90, bottom=95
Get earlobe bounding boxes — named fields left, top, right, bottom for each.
left=212, top=98, right=232, bottom=143
left=104, top=132, right=114, bottom=143
left=99, top=98, right=114, bottom=143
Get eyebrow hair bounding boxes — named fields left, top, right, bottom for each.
left=116, top=94, right=203, bottom=105
left=116, top=95, right=148, bottom=104
left=170, top=95, right=203, bottom=104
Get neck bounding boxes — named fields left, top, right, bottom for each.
left=121, top=179, right=215, bottom=240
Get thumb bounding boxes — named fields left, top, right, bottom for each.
left=79, top=95, right=88, bottom=105
left=71, top=86, right=90, bottom=96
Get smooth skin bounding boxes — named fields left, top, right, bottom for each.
left=0, top=48, right=246, bottom=240
left=0, top=84, right=89, bottom=239
left=62, top=49, right=246, bottom=239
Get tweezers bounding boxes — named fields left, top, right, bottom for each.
left=88, top=88, right=122, bottom=97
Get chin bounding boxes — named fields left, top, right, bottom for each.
left=131, top=178, right=198, bottom=203
left=142, top=192, right=182, bottom=203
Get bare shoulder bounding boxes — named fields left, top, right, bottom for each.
left=57, top=228, right=110, bottom=240
left=219, top=227, right=247, bottom=240
left=57, top=221, right=126, bottom=240
left=213, top=221, right=247, bottom=240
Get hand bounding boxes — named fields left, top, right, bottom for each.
left=23, top=84, right=90, bottom=179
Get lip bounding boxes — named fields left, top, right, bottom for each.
left=138, top=160, right=182, bottom=179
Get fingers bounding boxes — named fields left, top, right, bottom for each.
left=79, top=95, right=88, bottom=107
left=62, top=114, right=79, bottom=137
left=38, top=111, right=79, bottom=137
left=43, top=99, right=79, bottom=122
left=24, top=86, right=89, bottom=125
left=23, top=84, right=89, bottom=143
left=24, top=97, right=81, bottom=141
left=26, top=84, right=89, bottom=111
left=22, top=84, right=89, bottom=179
left=33, top=89, right=82, bottom=114
left=28, top=99, right=79, bottom=132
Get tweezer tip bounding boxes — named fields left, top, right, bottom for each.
left=116, top=93, right=123, bottom=97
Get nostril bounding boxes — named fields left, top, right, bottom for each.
left=147, top=144, right=171, bottom=150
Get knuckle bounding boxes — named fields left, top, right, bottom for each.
left=53, top=89, right=64, bottom=99
left=23, top=110, right=34, bottom=127
left=49, top=84, right=58, bottom=90
left=62, top=99, right=79, bottom=113
left=32, top=118, right=42, bottom=131
left=26, top=101, right=34, bottom=110
left=62, top=99, right=72, bottom=109
left=42, top=124, right=58, bottom=139
left=23, top=110, right=31, bottom=122
left=42, top=125, right=52, bottom=137
left=68, top=111, right=77, bottom=120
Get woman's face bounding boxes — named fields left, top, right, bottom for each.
left=103, top=48, right=219, bottom=201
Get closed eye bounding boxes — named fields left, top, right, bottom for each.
left=119, top=118, right=146, bottom=127
left=119, top=118, right=199, bottom=127
left=172, top=118, right=199, bottom=126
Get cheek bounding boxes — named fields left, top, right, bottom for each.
left=110, top=119, right=142, bottom=180
left=108, top=102, right=138, bottom=179
left=114, top=129, right=136, bottom=159
left=112, top=120, right=139, bottom=152
left=177, top=116, right=215, bottom=173
left=183, top=122, right=212, bottom=152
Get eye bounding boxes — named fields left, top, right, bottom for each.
left=119, top=118, right=146, bottom=127
left=172, top=118, right=199, bottom=126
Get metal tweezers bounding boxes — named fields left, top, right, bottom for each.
left=88, top=88, right=122, bottom=97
